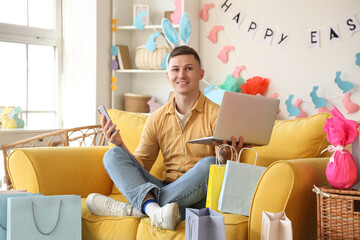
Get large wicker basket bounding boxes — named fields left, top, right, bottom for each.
left=124, top=93, right=151, bottom=113
left=315, top=186, right=360, bottom=239
left=135, top=45, right=170, bottom=70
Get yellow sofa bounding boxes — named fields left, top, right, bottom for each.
left=7, top=110, right=332, bottom=240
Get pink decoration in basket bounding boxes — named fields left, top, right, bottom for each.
left=323, top=106, right=359, bottom=189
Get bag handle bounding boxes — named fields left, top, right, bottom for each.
left=187, top=216, right=195, bottom=240
left=215, top=144, right=237, bottom=165
left=237, top=147, right=259, bottom=165
left=32, top=200, right=62, bottom=235
left=0, top=223, right=6, bottom=231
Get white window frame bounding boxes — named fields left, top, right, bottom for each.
left=0, top=0, right=62, bottom=128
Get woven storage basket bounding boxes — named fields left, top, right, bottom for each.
left=135, top=45, right=170, bottom=70
left=124, top=93, right=151, bottom=113
left=316, top=186, right=360, bottom=239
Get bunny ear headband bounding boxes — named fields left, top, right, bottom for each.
left=161, top=13, right=192, bottom=48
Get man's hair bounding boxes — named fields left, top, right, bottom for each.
left=167, top=45, right=201, bottom=67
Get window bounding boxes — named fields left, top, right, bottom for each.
left=0, top=0, right=61, bottom=129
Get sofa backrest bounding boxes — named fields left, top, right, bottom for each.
left=239, top=113, right=331, bottom=167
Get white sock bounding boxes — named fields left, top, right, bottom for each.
left=130, top=206, right=146, bottom=217
left=145, top=202, right=161, bottom=219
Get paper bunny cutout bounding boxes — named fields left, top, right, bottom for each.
left=161, top=13, right=192, bottom=48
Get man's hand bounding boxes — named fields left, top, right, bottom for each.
left=214, top=136, right=244, bottom=164
left=101, top=116, right=124, bottom=147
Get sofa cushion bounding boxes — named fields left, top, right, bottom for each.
left=82, top=195, right=249, bottom=240
left=106, top=110, right=165, bottom=194
left=136, top=213, right=248, bottom=240
left=81, top=195, right=140, bottom=240
left=240, top=113, right=331, bottom=167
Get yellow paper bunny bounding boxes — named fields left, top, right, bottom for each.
left=1, top=107, right=17, bottom=129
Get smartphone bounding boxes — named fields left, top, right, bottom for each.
left=98, top=105, right=116, bottom=134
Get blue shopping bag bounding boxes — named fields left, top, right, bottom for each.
left=0, top=192, right=41, bottom=240
left=185, top=208, right=225, bottom=240
left=218, top=148, right=266, bottom=216
left=7, top=195, right=81, bottom=240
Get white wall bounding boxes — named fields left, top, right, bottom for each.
left=96, top=0, right=112, bottom=123
left=62, top=0, right=111, bottom=127
left=62, top=0, right=360, bottom=124
left=200, top=0, right=360, bottom=120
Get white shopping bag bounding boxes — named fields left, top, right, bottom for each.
left=218, top=148, right=266, bottom=215
left=7, top=195, right=81, bottom=240
left=261, top=211, right=293, bottom=240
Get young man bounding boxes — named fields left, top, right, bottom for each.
left=86, top=45, right=244, bottom=231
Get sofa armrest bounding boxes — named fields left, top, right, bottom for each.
left=248, top=157, right=329, bottom=240
left=7, top=146, right=111, bottom=198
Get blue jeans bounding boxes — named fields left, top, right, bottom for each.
left=103, top=147, right=216, bottom=218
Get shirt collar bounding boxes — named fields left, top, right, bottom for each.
left=165, top=92, right=206, bottom=115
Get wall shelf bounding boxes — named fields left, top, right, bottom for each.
left=117, top=25, right=179, bottom=31
left=111, top=0, right=200, bottom=110
left=115, top=69, right=166, bottom=73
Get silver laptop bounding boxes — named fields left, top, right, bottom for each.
left=187, top=91, right=280, bottom=146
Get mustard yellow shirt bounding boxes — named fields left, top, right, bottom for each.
left=133, top=92, right=220, bottom=182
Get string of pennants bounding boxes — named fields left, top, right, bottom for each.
left=200, top=0, right=360, bottom=117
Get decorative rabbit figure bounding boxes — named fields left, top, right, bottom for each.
left=147, top=97, right=162, bottom=113
left=1, top=107, right=17, bottom=129
left=13, top=107, right=25, bottom=128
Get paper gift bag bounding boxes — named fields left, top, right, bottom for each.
left=261, top=211, right=293, bottom=240
left=206, top=144, right=237, bottom=212
left=218, top=148, right=266, bottom=215
left=185, top=208, right=225, bottom=240
left=7, top=195, right=81, bottom=240
left=0, top=192, right=41, bottom=240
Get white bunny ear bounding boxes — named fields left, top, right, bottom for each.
left=179, top=13, right=191, bottom=45
left=161, top=18, right=179, bottom=48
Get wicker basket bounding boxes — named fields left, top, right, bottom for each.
left=135, top=45, right=170, bottom=70
left=124, top=93, right=151, bottom=113
left=316, top=186, right=360, bottom=239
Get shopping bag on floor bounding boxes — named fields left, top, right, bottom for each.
left=0, top=192, right=41, bottom=240
left=7, top=194, right=81, bottom=240
left=261, top=211, right=293, bottom=240
left=218, top=148, right=266, bottom=215
left=206, top=144, right=237, bottom=212
left=185, top=208, right=225, bottom=240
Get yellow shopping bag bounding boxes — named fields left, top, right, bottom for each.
left=206, top=144, right=237, bottom=212
left=206, top=165, right=226, bottom=211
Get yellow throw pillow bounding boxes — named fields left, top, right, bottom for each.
left=106, top=109, right=149, bottom=152
left=240, top=113, right=331, bottom=167
left=105, top=109, right=165, bottom=194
